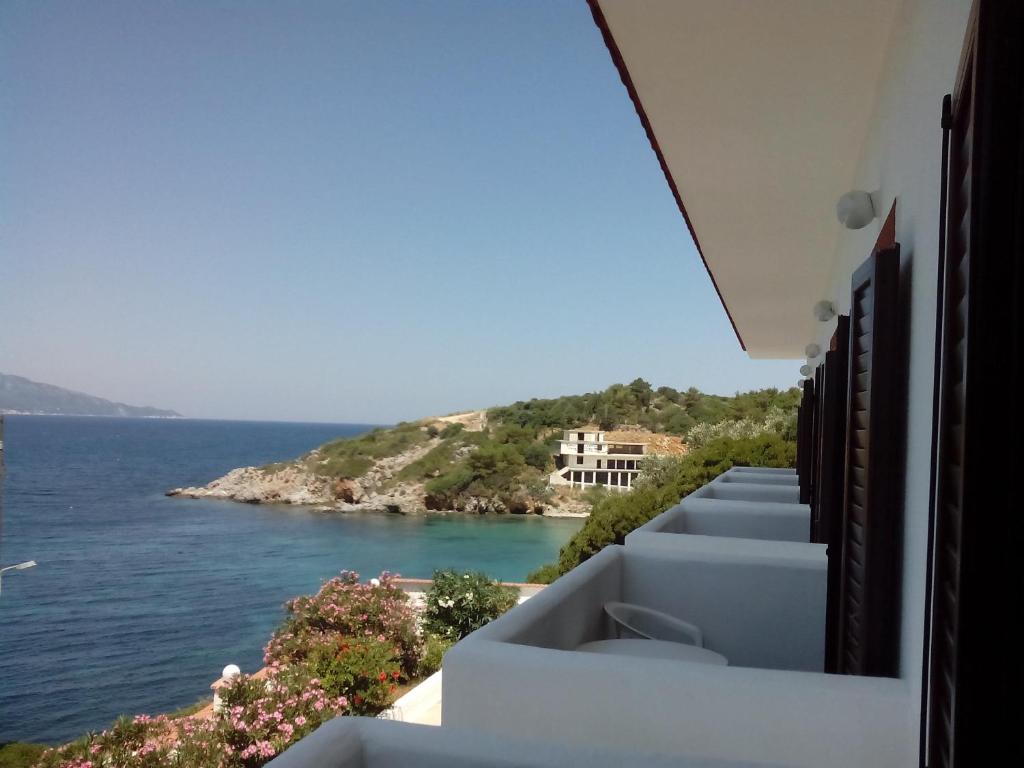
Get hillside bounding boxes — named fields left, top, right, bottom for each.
left=0, top=373, right=181, bottom=418
left=168, top=380, right=797, bottom=516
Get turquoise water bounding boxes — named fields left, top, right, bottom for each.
left=0, top=416, right=581, bottom=744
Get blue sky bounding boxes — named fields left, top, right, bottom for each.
left=1, top=1, right=798, bottom=423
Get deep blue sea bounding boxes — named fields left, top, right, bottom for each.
left=0, top=416, right=581, bottom=744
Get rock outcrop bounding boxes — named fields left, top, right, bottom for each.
left=167, top=440, right=440, bottom=515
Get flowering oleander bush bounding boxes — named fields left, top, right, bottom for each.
left=34, top=714, right=187, bottom=768
left=306, top=635, right=401, bottom=716
left=264, top=570, right=420, bottom=676
left=422, top=569, right=517, bottom=642
left=217, top=666, right=347, bottom=766
left=416, top=633, right=452, bottom=678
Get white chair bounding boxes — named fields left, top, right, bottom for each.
left=573, top=602, right=728, bottom=665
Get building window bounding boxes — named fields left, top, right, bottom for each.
left=576, top=456, right=583, bottom=465
left=596, top=460, right=602, bottom=469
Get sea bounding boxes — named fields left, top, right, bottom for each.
left=0, top=415, right=582, bottom=744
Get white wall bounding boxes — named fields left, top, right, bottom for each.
left=808, top=1, right=973, bottom=761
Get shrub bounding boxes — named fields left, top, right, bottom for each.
left=33, top=715, right=180, bottom=768
left=265, top=571, right=420, bottom=676
left=525, top=563, right=560, bottom=585
left=422, top=570, right=518, bottom=642
left=684, top=406, right=790, bottom=449
left=423, top=467, right=476, bottom=509
left=306, top=636, right=402, bottom=716
left=218, top=666, right=348, bottom=765
left=522, top=442, right=553, bottom=471
left=0, top=743, right=46, bottom=768
left=439, top=423, right=464, bottom=439
left=416, top=633, right=453, bottom=678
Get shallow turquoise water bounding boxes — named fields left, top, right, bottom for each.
left=0, top=416, right=581, bottom=744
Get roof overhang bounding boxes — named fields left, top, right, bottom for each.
left=589, top=0, right=899, bottom=358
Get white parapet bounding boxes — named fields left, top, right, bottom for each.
left=443, top=544, right=911, bottom=768
left=265, top=717, right=771, bottom=768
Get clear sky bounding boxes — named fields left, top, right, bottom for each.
left=1, top=0, right=799, bottom=424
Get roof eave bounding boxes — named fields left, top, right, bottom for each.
left=586, top=0, right=746, bottom=352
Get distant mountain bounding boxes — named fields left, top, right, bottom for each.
left=0, top=373, right=181, bottom=418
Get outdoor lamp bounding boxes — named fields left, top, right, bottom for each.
left=813, top=300, right=836, bottom=322
left=799, top=364, right=812, bottom=377
left=805, top=343, right=822, bottom=359
left=836, top=190, right=876, bottom=229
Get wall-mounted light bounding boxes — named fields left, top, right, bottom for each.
left=813, top=300, right=836, bottom=322
left=836, top=190, right=876, bottom=230
left=805, top=343, right=822, bottom=359
left=799, top=364, right=812, bottom=377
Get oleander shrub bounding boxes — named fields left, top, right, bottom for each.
left=423, top=570, right=517, bottom=642
left=33, top=715, right=181, bottom=768
left=217, top=666, right=348, bottom=764
left=306, top=636, right=402, bottom=716
left=416, top=633, right=453, bottom=678
left=264, top=571, right=420, bottom=676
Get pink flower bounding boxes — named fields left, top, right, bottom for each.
left=295, top=715, right=307, bottom=726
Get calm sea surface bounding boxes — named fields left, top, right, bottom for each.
left=0, top=416, right=582, bottom=744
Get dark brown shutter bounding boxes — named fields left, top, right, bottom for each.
left=818, top=316, right=851, bottom=673
left=812, top=314, right=850, bottom=546
left=924, top=1, right=1024, bottom=764
left=798, top=378, right=815, bottom=504
left=834, top=246, right=901, bottom=677
left=809, top=362, right=824, bottom=512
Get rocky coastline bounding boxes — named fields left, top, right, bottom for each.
left=167, top=441, right=590, bottom=517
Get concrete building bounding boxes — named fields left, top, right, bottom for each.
left=271, top=1, right=1021, bottom=766
left=550, top=427, right=646, bottom=490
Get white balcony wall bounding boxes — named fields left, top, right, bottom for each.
left=728, top=467, right=796, bottom=476
left=716, top=471, right=799, bottom=486
left=628, top=498, right=811, bottom=544
left=266, top=718, right=772, bottom=768
left=696, top=480, right=801, bottom=504
left=445, top=544, right=909, bottom=767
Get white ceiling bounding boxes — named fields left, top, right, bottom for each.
left=596, top=0, right=899, bottom=358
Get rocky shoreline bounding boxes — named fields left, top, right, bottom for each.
left=167, top=442, right=590, bottom=518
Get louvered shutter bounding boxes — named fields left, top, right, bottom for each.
left=835, top=246, right=901, bottom=677
left=798, top=378, right=815, bottom=504
left=809, top=363, right=824, bottom=512
left=924, top=1, right=1024, bottom=764
left=812, top=315, right=850, bottom=546
left=819, top=316, right=851, bottom=673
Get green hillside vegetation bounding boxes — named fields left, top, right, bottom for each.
left=277, top=381, right=799, bottom=514
left=490, top=378, right=799, bottom=436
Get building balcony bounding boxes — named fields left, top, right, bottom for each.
left=626, top=467, right=811, bottom=547
left=266, top=718, right=766, bottom=768
left=694, top=474, right=802, bottom=504
left=444, top=537, right=910, bottom=767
